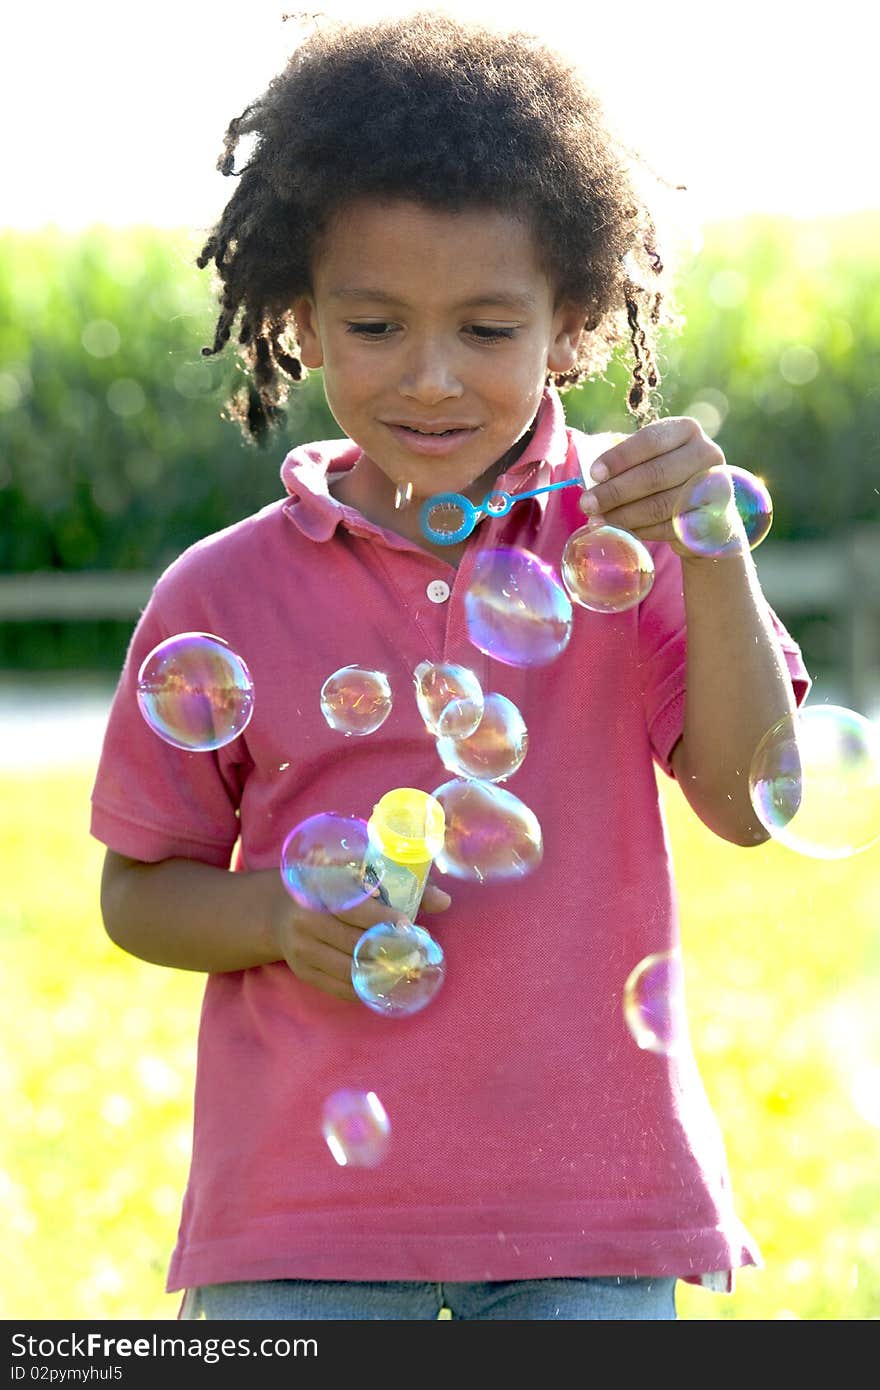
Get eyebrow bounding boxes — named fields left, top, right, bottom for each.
left=328, top=288, right=539, bottom=312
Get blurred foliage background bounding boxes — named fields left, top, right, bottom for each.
left=1, top=214, right=879, bottom=681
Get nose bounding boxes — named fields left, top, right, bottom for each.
left=398, top=337, right=464, bottom=405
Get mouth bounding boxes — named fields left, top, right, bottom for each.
left=384, top=423, right=479, bottom=457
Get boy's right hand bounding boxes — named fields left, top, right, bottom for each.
left=266, top=876, right=452, bottom=1002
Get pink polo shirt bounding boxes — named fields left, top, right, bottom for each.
left=90, top=386, right=810, bottom=1294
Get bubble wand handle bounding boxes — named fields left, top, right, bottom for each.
left=363, top=788, right=446, bottom=919
left=510, top=478, right=584, bottom=504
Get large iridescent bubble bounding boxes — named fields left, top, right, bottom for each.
left=413, top=661, right=484, bottom=739
left=748, top=704, right=880, bottom=859
left=321, top=1089, right=390, bottom=1167
left=435, top=692, right=527, bottom=783
left=672, top=464, right=773, bottom=558
left=561, top=525, right=655, bottom=614
left=320, top=665, right=393, bottom=736
left=352, top=920, right=446, bottom=1017
left=464, top=547, right=572, bottom=667
left=136, top=631, right=254, bottom=751
left=430, top=777, right=543, bottom=882
left=280, top=813, right=379, bottom=913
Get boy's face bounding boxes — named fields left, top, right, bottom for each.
left=292, top=198, right=586, bottom=503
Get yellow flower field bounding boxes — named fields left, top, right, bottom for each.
left=1, top=759, right=877, bottom=1320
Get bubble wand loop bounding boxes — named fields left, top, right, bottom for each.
left=419, top=478, right=585, bottom=546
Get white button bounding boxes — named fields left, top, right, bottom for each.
left=426, top=579, right=451, bottom=604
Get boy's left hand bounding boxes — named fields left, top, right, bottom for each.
left=578, top=416, right=741, bottom=560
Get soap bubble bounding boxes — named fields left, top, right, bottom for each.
left=561, top=525, right=655, bottom=613
left=431, top=777, right=543, bottom=882
left=136, top=631, right=254, bottom=751
left=320, top=665, right=392, bottom=736
left=623, top=950, right=686, bottom=1055
left=352, top=920, right=446, bottom=1017
left=748, top=704, right=880, bottom=859
left=322, top=1089, right=390, bottom=1167
left=280, top=813, right=380, bottom=912
left=413, top=661, right=484, bottom=739
left=672, top=464, right=773, bottom=558
left=436, top=692, right=527, bottom=782
left=464, top=546, right=572, bottom=667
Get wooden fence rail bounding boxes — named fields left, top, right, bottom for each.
left=1, top=522, right=879, bottom=711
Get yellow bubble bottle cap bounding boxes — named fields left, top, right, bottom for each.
left=368, top=787, right=446, bottom=864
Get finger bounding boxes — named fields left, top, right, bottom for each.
left=286, top=934, right=362, bottom=981
left=586, top=417, right=705, bottom=484
left=579, top=481, right=688, bottom=536
left=290, top=959, right=360, bottom=1003
left=334, top=898, right=414, bottom=935
left=292, top=904, right=368, bottom=954
left=639, top=524, right=745, bottom=557
left=420, top=882, right=452, bottom=912
left=579, top=438, right=721, bottom=522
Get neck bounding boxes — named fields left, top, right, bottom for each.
left=331, top=430, right=536, bottom=563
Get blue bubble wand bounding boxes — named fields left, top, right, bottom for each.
left=419, top=478, right=585, bottom=546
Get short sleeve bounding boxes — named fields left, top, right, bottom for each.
left=90, top=584, right=248, bottom=867
left=638, top=543, right=813, bottom=779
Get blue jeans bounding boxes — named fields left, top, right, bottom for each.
left=181, top=1276, right=677, bottom=1320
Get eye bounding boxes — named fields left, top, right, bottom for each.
left=343, top=322, right=517, bottom=342
left=345, top=322, right=394, bottom=337
left=469, top=326, right=517, bottom=342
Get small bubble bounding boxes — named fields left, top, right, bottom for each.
left=413, top=660, right=484, bottom=738
left=623, top=950, right=687, bottom=1055
left=280, top=813, right=378, bottom=913
left=464, top=547, right=572, bottom=667
left=431, top=777, right=543, bottom=883
left=320, top=665, right=392, bottom=736
left=749, top=704, right=880, bottom=859
left=322, top=1089, right=391, bottom=1167
left=352, top=920, right=446, bottom=1017
left=137, top=632, right=254, bottom=752
left=672, top=465, right=772, bottom=557
left=561, top=525, right=655, bottom=613
left=436, top=691, right=527, bottom=782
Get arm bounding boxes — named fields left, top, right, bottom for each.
left=100, top=849, right=451, bottom=999
left=579, top=416, right=799, bottom=846
left=101, top=850, right=287, bottom=973
left=670, top=545, right=796, bottom=845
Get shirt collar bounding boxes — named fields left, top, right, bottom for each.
left=279, top=383, right=569, bottom=543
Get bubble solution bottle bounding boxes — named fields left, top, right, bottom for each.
left=364, top=787, right=446, bottom=919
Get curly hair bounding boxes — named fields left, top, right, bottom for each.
left=197, top=8, right=685, bottom=444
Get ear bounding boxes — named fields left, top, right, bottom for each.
left=292, top=295, right=324, bottom=369
left=547, top=302, right=589, bottom=375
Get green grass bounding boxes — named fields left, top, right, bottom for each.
left=1, top=761, right=878, bottom=1320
